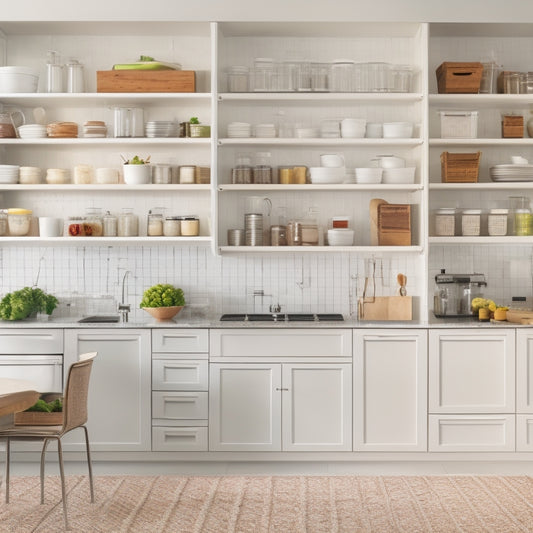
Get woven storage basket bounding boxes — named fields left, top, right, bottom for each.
left=502, top=115, right=524, bottom=138
left=377, top=204, right=411, bottom=245
left=436, top=62, right=483, bottom=94
left=440, top=151, right=481, bottom=183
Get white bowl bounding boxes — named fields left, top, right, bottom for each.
left=0, top=66, right=39, bottom=93
left=354, top=167, right=383, bottom=184
left=123, top=164, right=151, bottom=185
left=382, top=122, right=413, bottom=138
left=295, top=127, right=319, bottom=138
left=382, top=167, right=416, bottom=184
left=309, top=166, right=345, bottom=184
left=366, top=122, right=383, bottom=138
left=327, top=228, right=354, bottom=246
left=341, top=118, right=366, bottom=138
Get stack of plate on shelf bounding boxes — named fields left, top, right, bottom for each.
left=17, top=124, right=47, bottom=139
left=254, top=123, right=276, bottom=138
left=83, top=121, right=107, bottom=138
left=0, top=164, right=19, bottom=183
left=227, top=122, right=251, bottom=138
left=144, top=121, right=177, bottom=138
left=490, top=164, right=533, bottom=182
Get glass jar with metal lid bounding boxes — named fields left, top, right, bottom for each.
left=85, top=207, right=103, bottom=236
left=163, top=216, right=181, bottom=236
left=179, top=216, right=200, bottom=236
left=102, top=211, right=117, bottom=236
left=147, top=208, right=165, bottom=236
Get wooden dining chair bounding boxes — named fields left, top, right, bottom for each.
left=0, top=352, right=97, bottom=531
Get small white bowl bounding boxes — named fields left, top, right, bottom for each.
left=341, top=118, right=366, bottom=138
left=354, top=167, right=383, bottom=184
left=295, top=127, right=319, bottom=138
left=327, top=228, right=354, bottom=246
left=309, top=166, right=345, bottom=184
left=381, top=167, right=416, bottom=184
left=383, top=122, right=413, bottom=138
left=0, top=66, right=39, bottom=93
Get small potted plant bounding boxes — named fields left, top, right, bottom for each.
left=188, top=116, right=211, bottom=138
left=122, top=154, right=151, bottom=185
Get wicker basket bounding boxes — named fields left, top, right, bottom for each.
left=436, top=62, right=483, bottom=94
left=440, top=151, right=481, bottom=183
left=377, top=204, right=411, bottom=245
left=502, top=115, right=524, bottom=138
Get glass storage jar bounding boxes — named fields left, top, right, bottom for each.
left=180, top=216, right=200, bottom=236
left=435, top=208, right=456, bottom=236
left=102, top=211, right=117, bottom=236
left=252, top=152, right=273, bottom=184
left=310, top=62, right=330, bottom=92
left=232, top=153, right=253, bottom=184
left=330, top=60, right=355, bottom=92
left=85, top=207, right=103, bottom=236
left=252, top=58, right=274, bottom=92
left=147, top=208, right=164, bottom=236
left=0, top=209, right=8, bottom=236
left=117, top=208, right=138, bottom=237
left=66, top=216, right=86, bottom=236
left=461, top=209, right=481, bottom=236
left=163, top=216, right=181, bottom=236
left=514, top=208, right=533, bottom=236
left=488, top=208, right=508, bottom=236
left=227, top=66, right=249, bottom=92
left=7, top=208, right=32, bottom=236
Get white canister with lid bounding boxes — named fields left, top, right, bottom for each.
left=435, top=208, right=456, bottom=236
left=7, top=208, right=32, bottom=236
left=461, top=209, right=482, bottom=236
left=46, top=168, right=70, bottom=184
left=488, top=208, right=508, bottom=236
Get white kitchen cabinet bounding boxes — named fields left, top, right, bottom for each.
left=63, top=329, right=151, bottom=452
left=209, top=362, right=351, bottom=452
left=516, top=414, right=533, bottom=452
left=429, top=329, right=515, bottom=414
left=516, top=329, right=533, bottom=413
left=353, top=329, right=427, bottom=451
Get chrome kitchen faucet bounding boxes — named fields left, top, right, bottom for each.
left=118, top=270, right=132, bottom=322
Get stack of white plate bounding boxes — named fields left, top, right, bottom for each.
left=17, top=124, right=46, bottom=139
left=144, top=121, right=177, bottom=138
left=227, top=122, right=251, bottom=138
left=254, top=123, right=276, bottom=137
left=0, top=164, right=20, bottom=183
left=490, top=164, right=533, bottom=182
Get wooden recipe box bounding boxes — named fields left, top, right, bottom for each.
left=97, top=70, right=196, bottom=93
left=440, top=151, right=481, bottom=183
left=436, top=62, right=483, bottom=94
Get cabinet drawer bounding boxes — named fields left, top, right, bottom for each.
left=152, top=329, right=208, bottom=353
left=152, top=426, right=208, bottom=451
left=210, top=329, right=352, bottom=358
left=516, top=415, right=533, bottom=451
left=428, top=415, right=515, bottom=452
left=152, top=391, right=208, bottom=420
left=0, top=329, right=63, bottom=354
left=152, top=359, right=208, bottom=390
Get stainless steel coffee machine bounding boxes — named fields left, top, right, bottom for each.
left=433, top=269, right=487, bottom=318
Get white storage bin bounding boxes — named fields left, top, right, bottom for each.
left=439, top=111, right=478, bottom=139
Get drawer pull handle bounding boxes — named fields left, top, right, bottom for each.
left=164, top=397, right=198, bottom=404
left=275, top=387, right=289, bottom=391
left=165, top=433, right=196, bottom=441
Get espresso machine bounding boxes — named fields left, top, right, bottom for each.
left=433, top=269, right=487, bottom=318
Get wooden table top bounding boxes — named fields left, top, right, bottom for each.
left=0, top=378, right=39, bottom=418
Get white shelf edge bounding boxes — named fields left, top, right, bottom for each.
left=219, top=138, right=422, bottom=146
left=0, top=138, right=211, bottom=145
left=0, top=236, right=213, bottom=245
left=0, top=184, right=211, bottom=191
left=429, top=236, right=533, bottom=245
left=429, top=94, right=533, bottom=107
left=219, top=245, right=424, bottom=253
left=218, top=92, right=424, bottom=102
left=429, top=138, right=533, bottom=146
left=430, top=182, right=533, bottom=190
left=218, top=184, right=423, bottom=191
left=0, top=92, right=210, bottom=102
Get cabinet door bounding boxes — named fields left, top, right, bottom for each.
left=63, top=329, right=151, bottom=452
left=517, top=330, right=533, bottom=413
left=282, top=363, right=351, bottom=451
left=429, top=329, right=515, bottom=414
left=209, top=363, right=281, bottom=451
left=354, top=330, right=427, bottom=451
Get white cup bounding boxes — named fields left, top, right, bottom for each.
left=320, top=153, right=345, bottom=167
left=39, top=217, right=62, bottom=237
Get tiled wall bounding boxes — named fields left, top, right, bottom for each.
left=0, top=245, right=421, bottom=321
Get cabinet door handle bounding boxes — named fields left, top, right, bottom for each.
left=275, top=387, right=289, bottom=391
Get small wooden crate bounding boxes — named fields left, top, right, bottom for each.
left=502, top=115, right=524, bottom=138
left=440, top=151, right=481, bottom=183
left=377, top=204, right=411, bottom=246
left=96, top=70, right=196, bottom=93
left=436, top=62, right=483, bottom=94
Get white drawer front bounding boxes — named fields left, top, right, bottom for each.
left=0, top=329, right=63, bottom=354
left=210, top=329, right=352, bottom=358
left=429, top=415, right=515, bottom=452
left=516, top=415, right=533, bottom=451
left=152, top=391, right=208, bottom=420
left=152, top=426, right=208, bottom=451
left=152, top=359, right=208, bottom=390
left=152, top=329, right=208, bottom=353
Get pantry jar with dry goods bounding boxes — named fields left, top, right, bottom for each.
left=85, top=207, right=103, bottom=236
left=0, top=209, right=8, bottom=236
left=180, top=216, right=200, bottom=236
left=461, top=209, right=481, bottom=236
left=163, top=216, right=180, bottom=236
left=117, top=208, right=138, bottom=237
left=147, top=208, right=164, bottom=236
left=435, top=208, right=456, bottom=236
left=7, top=208, right=32, bottom=236
left=102, top=211, right=117, bottom=236
left=488, top=208, right=508, bottom=236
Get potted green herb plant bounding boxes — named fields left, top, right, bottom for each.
left=122, top=155, right=151, bottom=185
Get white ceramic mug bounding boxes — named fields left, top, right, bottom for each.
left=320, top=153, right=345, bottom=167
left=39, top=217, right=62, bottom=237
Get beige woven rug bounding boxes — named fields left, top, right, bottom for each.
left=1, top=475, right=533, bottom=532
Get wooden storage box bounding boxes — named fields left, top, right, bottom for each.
left=377, top=204, right=411, bottom=246
left=436, top=62, right=483, bottom=94
left=14, top=411, right=63, bottom=426
left=96, top=70, right=196, bottom=93
left=502, top=115, right=524, bottom=138
left=440, top=151, right=481, bottom=183
left=358, top=296, right=412, bottom=321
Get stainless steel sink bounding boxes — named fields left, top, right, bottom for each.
left=78, top=315, right=120, bottom=323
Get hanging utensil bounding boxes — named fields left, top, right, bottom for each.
left=397, top=273, right=407, bottom=296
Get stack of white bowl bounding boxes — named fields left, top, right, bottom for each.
left=227, top=122, right=252, bottom=138
left=327, top=228, right=354, bottom=246
left=0, top=165, right=19, bottom=184
left=370, top=154, right=416, bottom=184
left=340, top=118, right=366, bottom=138
left=382, top=122, right=413, bottom=138
left=309, top=153, right=346, bottom=184
left=0, top=66, right=39, bottom=93
left=17, top=124, right=46, bottom=139
left=254, top=123, right=276, bottom=138
left=19, top=166, right=42, bottom=184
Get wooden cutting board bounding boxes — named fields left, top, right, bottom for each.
left=358, top=296, right=412, bottom=321
left=505, top=309, right=533, bottom=324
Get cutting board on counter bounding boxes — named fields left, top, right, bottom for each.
left=504, top=309, right=533, bottom=324
left=358, top=296, right=412, bottom=321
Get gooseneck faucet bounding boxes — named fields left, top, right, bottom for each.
left=118, top=270, right=132, bottom=322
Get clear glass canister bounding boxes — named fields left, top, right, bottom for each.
left=117, top=208, right=139, bottom=237
left=232, top=153, right=253, bottom=184
left=252, top=151, right=273, bottom=184
left=7, top=208, right=32, bottom=236
left=102, top=211, right=117, bottom=236
left=85, top=207, right=103, bottom=236
left=514, top=208, right=533, bottom=236
left=147, top=208, right=165, bottom=236
left=435, top=208, right=456, bottom=236
left=330, top=60, right=355, bottom=92
left=227, top=66, right=249, bottom=92
left=152, top=164, right=172, bottom=184
left=180, top=216, right=200, bottom=236
left=488, top=208, right=508, bottom=236
left=252, top=58, right=274, bottom=92
left=461, top=209, right=481, bottom=236
left=0, top=209, right=8, bottom=236
left=163, top=216, right=181, bottom=236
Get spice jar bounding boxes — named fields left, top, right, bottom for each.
left=7, top=208, right=32, bottom=236
left=102, top=211, right=117, bottom=236
left=488, top=208, right=508, bottom=236
left=147, top=208, right=164, bottom=236
left=163, top=216, right=181, bottom=236
left=435, top=208, right=456, bottom=236
left=0, top=209, right=8, bottom=236
left=117, top=208, right=139, bottom=237
left=461, top=209, right=481, bottom=236
left=180, top=216, right=200, bottom=236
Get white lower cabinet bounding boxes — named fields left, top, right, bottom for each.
left=209, top=363, right=352, bottom=452
left=63, top=329, right=151, bottom=452
left=353, top=330, right=427, bottom=451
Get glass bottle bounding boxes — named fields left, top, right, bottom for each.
left=46, top=50, right=63, bottom=93
left=117, top=208, right=139, bottom=237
